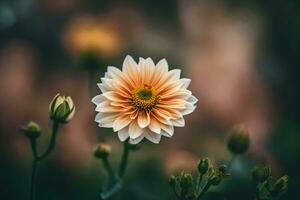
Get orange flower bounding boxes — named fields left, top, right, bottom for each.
left=92, top=56, right=197, bottom=144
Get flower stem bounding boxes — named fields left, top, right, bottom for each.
left=37, top=121, right=59, bottom=161
left=228, top=154, right=237, bottom=171
left=102, top=157, right=116, bottom=180
left=118, top=140, right=130, bottom=178
left=197, top=182, right=211, bottom=199
left=195, top=174, right=204, bottom=195
left=30, top=159, right=38, bottom=200
left=88, top=69, right=96, bottom=98
left=29, top=139, right=38, bottom=200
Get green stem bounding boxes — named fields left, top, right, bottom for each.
left=118, top=140, right=130, bottom=178
left=195, top=174, right=204, bottom=195
left=30, top=159, right=38, bottom=200
left=29, top=140, right=38, bottom=200
left=37, top=121, right=60, bottom=161
left=228, top=154, right=237, bottom=171
left=88, top=69, right=96, bottom=98
left=198, top=182, right=211, bottom=199
left=102, top=157, right=116, bottom=180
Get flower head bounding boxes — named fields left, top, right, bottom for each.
left=92, top=55, right=197, bottom=144
left=49, top=94, right=75, bottom=123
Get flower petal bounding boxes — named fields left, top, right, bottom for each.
left=113, top=115, right=131, bottom=132
left=171, top=117, right=185, bottom=127
left=129, top=135, right=144, bottom=144
left=149, top=118, right=161, bottom=134
left=129, top=120, right=143, bottom=139
left=118, top=127, right=129, bottom=141
left=144, top=129, right=161, bottom=144
left=137, top=112, right=150, bottom=128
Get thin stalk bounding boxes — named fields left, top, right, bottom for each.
left=118, top=140, right=130, bottom=178
left=197, top=182, right=211, bottom=199
left=88, top=69, right=96, bottom=98
left=30, top=159, right=38, bottom=200
left=29, top=139, right=38, bottom=200
left=228, top=154, right=237, bottom=171
left=195, top=174, right=204, bottom=195
left=37, top=121, right=59, bottom=161
left=102, top=157, right=116, bottom=180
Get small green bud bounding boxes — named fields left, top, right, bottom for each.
left=272, top=176, right=288, bottom=195
left=49, top=93, right=75, bottom=123
left=94, top=143, right=111, bottom=159
left=227, top=125, right=250, bottom=154
left=22, top=121, right=41, bottom=139
left=169, top=175, right=176, bottom=187
left=208, top=170, right=222, bottom=186
left=252, top=165, right=271, bottom=182
left=218, top=164, right=229, bottom=177
left=179, top=172, right=193, bottom=190
left=198, top=158, right=209, bottom=174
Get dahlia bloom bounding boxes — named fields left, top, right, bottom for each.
left=92, top=55, right=197, bottom=144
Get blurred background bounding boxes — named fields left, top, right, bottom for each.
left=0, top=0, right=299, bottom=199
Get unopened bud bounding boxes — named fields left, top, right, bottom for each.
left=94, top=143, right=111, bottom=159
left=180, top=172, right=193, bottom=190
left=169, top=175, right=176, bottom=187
left=208, top=170, right=222, bottom=186
left=227, top=125, right=250, bottom=154
left=49, top=94, right=75, bottom=123
left=22, top=121, right=41, bottom=139
left=273, top=176, right=288, bottom=194
left=252, top=165, right=271, bottom=182
left=198, top=158, right=209, bottom=174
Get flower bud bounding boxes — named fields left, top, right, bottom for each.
left=272, top=176, right=288, bottom=195
left=179, top=172, right=193, bottom=190
left=49, top=94, right=75, bottom=123
left=198, top=158, right=209, bottom=174
left=169, top=175, right=176, bottom=187
left=94, top=143, right=111, bottom=159
left=208, top=170, right=222, bottom=186
left=22, top=121, right=41, bottom=139
left=252, top=165, right=271, bottom=182
left=218, top=164, right=229, bottom=177
left=227, top=125, right=250, bottom=154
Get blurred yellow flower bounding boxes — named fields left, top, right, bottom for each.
left=92, top=55, right=198, bottom=144
left=63, top=18, right=121, bottom=58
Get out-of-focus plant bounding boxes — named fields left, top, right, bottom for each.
left=63, top=18, right=122, bottom=97
left=169, top=158, right=229, bottom=200
left=21, top=94, right=75, bottom=200
left=252, top=165, right=288, bottom=200
left=227, top=125, right=250, bottom=169
left=91, top=55, right=198, bottom=198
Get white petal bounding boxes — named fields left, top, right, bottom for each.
left=103, top=91, right=120, bottom=101
left=95, top=113, right=118, bottom=128
left=180, top=78, right=191, bottom=89
left=129, top=135, right=144, bottom=144
left=171, top=117, right=185, bottom=127
left=182, top=105, right=197, bottom=115
left=160, top=124, right=174, bottom=136
left=149, top=118, right=161, bottom=134
left=97, top=83, right=109, bottom=93
left=187, top=95, right=198, bottom=105
left=118, top=127, right=129, bottom=141
left=144, top=129, right=161, bottom=144
left=91, top=95, right=105, bottom=105
left=168, top=69, right=181, bottom=81
left=156, top=58, right=168, bottom=73
left=161, top=130, right=172, bottom=138
left=129, top=120, right=143, bottom=139
left=137, top=112, right=150, bottom=128
left=113, top=115, right=131, bottom=132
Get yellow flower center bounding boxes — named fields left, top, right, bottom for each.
left=131, top=84, right=160, bottom=111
